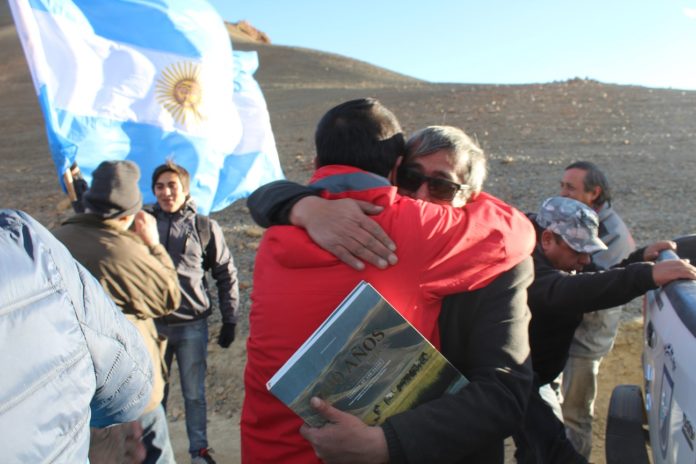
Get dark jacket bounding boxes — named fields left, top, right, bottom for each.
left=53, top=213, right=181, bottom=412
left=527, top=217, right=656, bottom=385
left=148, top=199, right=239, bottom=324
left=383, top=259, right=534, bottom=464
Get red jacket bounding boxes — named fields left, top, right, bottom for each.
left=241, top=165, right=534, bottom=463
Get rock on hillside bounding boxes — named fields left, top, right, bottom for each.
left=226, top=20, right=271, bottom=44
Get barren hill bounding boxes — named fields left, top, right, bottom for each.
left=1, top=10, right=696, bottom=464
left=235, top=41, right=422, bottom=89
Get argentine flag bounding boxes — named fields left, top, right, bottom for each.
left=9, top=0, right=284, bottom=213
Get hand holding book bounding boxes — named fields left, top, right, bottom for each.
left=299, top=397, right=390, bottom=464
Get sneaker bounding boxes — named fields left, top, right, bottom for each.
left=191, top=447, right=216, bottom=464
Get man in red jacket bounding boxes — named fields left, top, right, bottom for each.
left=241, top=99, right=535, bottom=464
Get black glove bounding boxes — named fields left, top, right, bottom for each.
left=217, top=322, right=236, bottom=348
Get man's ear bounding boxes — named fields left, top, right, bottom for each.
left=588, top=186, right=601, bottom=203
left=540, top=229, right=554, bottom=253
left=117, top=214, right=136, bottom=231
left=313, top=156, right=319, bottom=169
left=388, top=156, right=404, bottom=185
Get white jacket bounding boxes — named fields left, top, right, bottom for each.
left=0, top=210, right=153, bottom=463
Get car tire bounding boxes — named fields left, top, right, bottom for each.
left=605, top=384, right=650, bottom=464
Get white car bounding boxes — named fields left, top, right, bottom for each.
left=606, top=236, right=696, bottom=464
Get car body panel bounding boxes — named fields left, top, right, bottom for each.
left=642, top=248, right=696, bottom=464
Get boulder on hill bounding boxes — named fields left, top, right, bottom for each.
left=226, top=20, right=271, bottom=44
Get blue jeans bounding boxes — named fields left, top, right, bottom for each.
left=157, top=318, right=209, bottom=456
left=140, top=404, right=175, bottom=464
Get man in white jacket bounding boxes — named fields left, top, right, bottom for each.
left=0, top=209, right=153, bottom=463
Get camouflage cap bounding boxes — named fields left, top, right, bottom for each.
left=535, top=196, right=608, bottom=253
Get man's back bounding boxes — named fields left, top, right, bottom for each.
left=241, top=165, right=534, bottom=464
left=54, top=214, right=180, bottom=316
left=54, top=213, right=180, bottom=413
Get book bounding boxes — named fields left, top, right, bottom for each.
left=266, top=280, right=469, bottom=427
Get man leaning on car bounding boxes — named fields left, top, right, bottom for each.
left=513, top=196, right=696, bottom=464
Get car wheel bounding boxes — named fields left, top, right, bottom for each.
left=605, top=384, right=650, bottom=464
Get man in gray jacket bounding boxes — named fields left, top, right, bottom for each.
left=149, top=161, right=239, bottom=464
left=0, top=209, right=153, bottom=463
left=558, top=161, right=635, bottom=458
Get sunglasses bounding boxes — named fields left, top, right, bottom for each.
left=396, top=166, right=469, bottom=202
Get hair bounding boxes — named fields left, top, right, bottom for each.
left=314, top=98, right=405, bottom=178
left=406, top=125, right=487, bottom=202
left=151, top=160, right=190, bottom=193
left=565, top=160, right=611, bottom=207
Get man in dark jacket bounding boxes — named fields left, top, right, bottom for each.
left=513, top=196, right=696, bottom=464
left=149, top=161, right=239, bottom=464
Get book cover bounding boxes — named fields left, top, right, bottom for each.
left=266, top=281, right=469, bottom=427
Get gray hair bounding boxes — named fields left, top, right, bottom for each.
left=406, top=125, right=487, bottom=202
left=565, top=160, right=612, bottom=207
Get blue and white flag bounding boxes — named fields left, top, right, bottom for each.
left=214, top=50, right=284, bottom=209
left=9, top=0, right=284, bottom=213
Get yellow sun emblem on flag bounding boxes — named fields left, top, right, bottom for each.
left=156, top=62, right=205, bottom=126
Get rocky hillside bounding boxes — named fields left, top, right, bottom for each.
left=2, top=6, right=696, bottom=296
left=3, top=6, right=696, bottom=300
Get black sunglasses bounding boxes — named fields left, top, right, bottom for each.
left=396, top=166, right=469, bottom=202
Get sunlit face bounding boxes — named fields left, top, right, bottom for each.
left=560, top=168, right=598, bottom=207
left=154, top=171, right=187, bottom=213
left=396, top=149, right=467, bottom=207
left=541, top=230, right=592, bottom=272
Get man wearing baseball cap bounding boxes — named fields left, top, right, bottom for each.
left=513, top=196, right=696, bottom=464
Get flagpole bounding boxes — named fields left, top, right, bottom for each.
left=63, top=167, right=77, bottom=202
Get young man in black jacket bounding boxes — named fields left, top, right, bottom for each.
left=513, top=196, right=696, bottom=464
left=149, top=161, right=239, bottom=464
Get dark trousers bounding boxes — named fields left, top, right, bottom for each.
left=513, top=381, right=588, bottom=464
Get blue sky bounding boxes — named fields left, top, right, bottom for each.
left=210, top=0, right=696, bottom=90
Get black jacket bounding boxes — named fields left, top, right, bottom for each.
left=148, top=199, right=239, bottom=324
left=527, top=219, right=656, bottom=385
left=383, top=259, right=534, bottom=464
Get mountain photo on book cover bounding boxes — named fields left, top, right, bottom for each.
left=267, top=281, right=468, bottom=427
